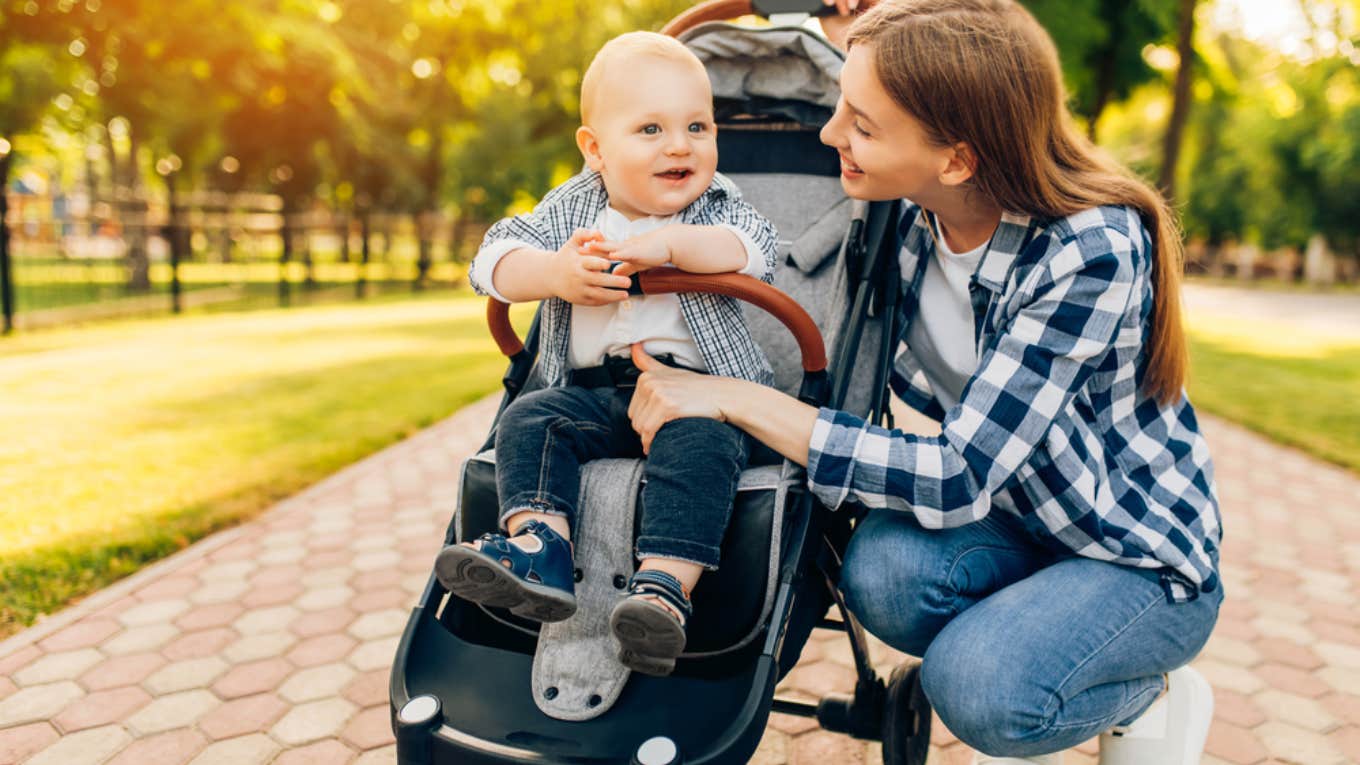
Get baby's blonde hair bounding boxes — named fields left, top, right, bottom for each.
left=579, top=31, right=708, bottom=126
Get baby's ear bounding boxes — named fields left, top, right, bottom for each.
left=576, top=126, right=604, bottom=172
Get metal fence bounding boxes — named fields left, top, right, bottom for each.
left=0, top=189, right=491, bottom=332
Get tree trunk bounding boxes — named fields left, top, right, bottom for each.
left=1, top=149, right=15, bottom=334
left=1159, top=0, right=1198, bottom=200
left=123, top=127, right=151, bottom=291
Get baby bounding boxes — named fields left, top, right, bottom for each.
left=436, top=31, right=779, bottom=676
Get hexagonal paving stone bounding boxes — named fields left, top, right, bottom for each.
left=37, top=618, right=121, bottom=652
left=223, top=631, right=299, bottom=664
left=117, top=599, right=191, bottom=627
left=348, top=636, right=401, bottom=672
left=26, top=723, right=131, bottom=765
left=212, top=657, right=295, bottom=700
left=127, top=689, right=222, bottom=735
left=0, top=681, right=85, bottom=727
left=287, top=633, right=357, bottom=668
left=143, top=656, right=230, bottom=694
left=270, top=697, right=359, bottom=746
left=106, top=727, right=209, bottom=765
left=163, top=627, right=238, bottom=661
left=186, top=732, right=280, bottom=765
left=233, top=605, right=301, bottom=635
left=279, top=662, right=358, bottom=704
left=342, top=704, right=395, bottom=751
left=347, top=608, right=407, bottom=640
left=81, top=652, right=168, bottom=691
left=0, top=721, right=60, bottom=764
left=296, top=585, right=356, bottom=612
left=188, top=580, right=251, bottom=605
left=53, top=685, right=152, bottom=732
left=12, top=647, right=106, bottom=686
left=198, top=693, right=290, bottom=741
left=101, top=623, right=181, bottom=655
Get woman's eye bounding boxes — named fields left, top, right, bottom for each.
left=853, top=122, right=871, bottom=137
left=688, top=122, right=708, bottom=133
left=641, top=124, right=661, bottom=135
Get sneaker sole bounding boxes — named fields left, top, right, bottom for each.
left=610, top=598, right=686, bottom=676
left=435, top=545, right=576, bottom=623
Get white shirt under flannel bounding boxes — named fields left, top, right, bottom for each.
left=469, top=169, right=779, bottom=387
left=807, top=203, right=1222, bottom=594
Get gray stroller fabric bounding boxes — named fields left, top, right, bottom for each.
left=531, top=458, right=642, bottom=721
left=682, top=23, right=844, bottom=124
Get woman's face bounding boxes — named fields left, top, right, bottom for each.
left=820, top=43, right=954, bottom=204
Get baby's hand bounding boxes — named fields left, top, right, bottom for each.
left=590, top=227, right=673, bottom=278
left=549, top=228, right=632, bottom=306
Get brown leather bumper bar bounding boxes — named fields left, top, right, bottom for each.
left=485, top=270, right=827, bottom=373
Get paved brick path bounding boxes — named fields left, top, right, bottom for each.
left=2, top=393, right=1358, bottom=764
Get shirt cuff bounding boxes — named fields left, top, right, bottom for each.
left=471, top=239, right=537, bottom=303
left=806, top=406, right=865, bottom=511
left=717, top=224, right=769, bottom=278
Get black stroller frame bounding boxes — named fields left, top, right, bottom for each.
left=389, top=3, right=933, bottom=763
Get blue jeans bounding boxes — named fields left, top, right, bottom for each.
left=494, top=385, right=750, bottom=570
left=839, top=509, right=1223, bottom=758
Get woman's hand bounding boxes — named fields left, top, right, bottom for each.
left=627, top=343, right=727, bottom=453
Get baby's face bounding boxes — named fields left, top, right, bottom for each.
left=581, top=56, right=717, bottom=220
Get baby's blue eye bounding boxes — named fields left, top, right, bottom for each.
left=641, top=124, right=660, bottom=135
left=688, top=122, right=708, bottom=133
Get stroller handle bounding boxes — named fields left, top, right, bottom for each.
left=485, top=271, right=828, bottom=373
left=660, top=0, right=834, bottom=37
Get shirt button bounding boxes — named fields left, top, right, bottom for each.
left=621, top=299, right=632, bottom=311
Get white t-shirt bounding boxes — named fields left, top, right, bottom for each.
left=471, top=206, right=764, bottom=371
left=904, top=215, right=990, bottom=411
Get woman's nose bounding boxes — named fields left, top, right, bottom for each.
left=820, top=106, right=845, bottom=147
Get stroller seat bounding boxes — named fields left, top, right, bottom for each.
left=456, top=454, right=791, bottom=660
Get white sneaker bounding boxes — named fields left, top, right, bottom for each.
left=972, top=753, right=1062, bottom=764
left=1098, top=666, right=1214, bottom=765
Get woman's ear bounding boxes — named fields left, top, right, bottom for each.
left=576, top=126, right=605, bottom=172
left=939, top=142, right=979, bottom=187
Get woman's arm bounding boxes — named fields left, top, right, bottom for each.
left=627, top=344, right=819, bottom=464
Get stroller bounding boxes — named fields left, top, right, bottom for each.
left=389, top=2, right=932, bottom=763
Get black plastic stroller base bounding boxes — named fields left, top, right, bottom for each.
left=391, top=599, right=778, bottom=765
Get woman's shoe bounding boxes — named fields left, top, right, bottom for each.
left=435, top=519, right=577, bottom=622
left=1097, top=666, right=1213, bottom=765
left=610, top=569, right=692, bottom=676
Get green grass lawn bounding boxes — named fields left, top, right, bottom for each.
left=0, top=291, right=530, bottom=637
left=1186, top=312, right=1360, bottom=473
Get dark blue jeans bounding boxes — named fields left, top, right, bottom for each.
left=839, top=509, right=1222, bottom=757
left=493, top=385, right=750, bottom=570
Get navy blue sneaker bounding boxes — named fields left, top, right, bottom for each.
left=435, top=519, right=577, bottom=622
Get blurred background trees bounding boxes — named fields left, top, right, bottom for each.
left=3, top=0, right=1358, bottom=291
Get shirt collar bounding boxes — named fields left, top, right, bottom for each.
left=973, top=209, right=1034, bottom=294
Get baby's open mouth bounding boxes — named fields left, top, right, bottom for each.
left=656, top=169, right=692, bottom=180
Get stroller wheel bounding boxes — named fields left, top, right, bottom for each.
left=881, top=662, right=931, bottom=765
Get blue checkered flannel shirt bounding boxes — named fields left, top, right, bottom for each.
left=469, top=169, right=779, bottom=388
left=808, top=203, right=1222, bottom=594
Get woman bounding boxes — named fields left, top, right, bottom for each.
left=621, top=1, right=1223, bottom=762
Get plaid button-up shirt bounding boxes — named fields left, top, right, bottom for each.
left=470, top=170, right=779, bottom=388
left=808, top=203, right=1222, bottom=594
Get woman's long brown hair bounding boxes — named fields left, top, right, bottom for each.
left=848, top=0, right=1188, bottom=404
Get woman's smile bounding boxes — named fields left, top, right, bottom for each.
left=839, top=154, right=865, bottom=178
